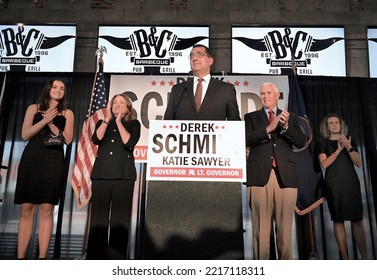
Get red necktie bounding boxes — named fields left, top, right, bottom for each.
left=268, top=109, right=275, bottom=123
left=194, top=78, right=203, bottom=112
left=268, top=110, right=277, bottom=167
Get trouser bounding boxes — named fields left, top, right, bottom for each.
left=249, top=169, right=297, bottom=260
left=86, top=179, right=135, bottom=260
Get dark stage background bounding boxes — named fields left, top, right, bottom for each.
left=0, top=72, right=376, bottom=260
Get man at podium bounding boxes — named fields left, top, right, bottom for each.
left=142, top=44, right=243, bottom=260
left=164, top=44, right=240, bottom=121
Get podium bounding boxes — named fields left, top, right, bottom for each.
left=142, top=181, right=244, bottom=259
left=141, top=120, right=245, bottom=259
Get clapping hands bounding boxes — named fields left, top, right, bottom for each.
left=43, top=107, right=58, bottom=124
left=338, top=134, right=352, bottom=150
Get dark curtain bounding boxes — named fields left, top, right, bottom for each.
left=299, top=76, right=377, bottom=260
left=0, top=72, right=376, bottom=260
left=359, top=78, right=377, bottom=221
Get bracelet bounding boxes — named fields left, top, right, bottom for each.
left=103, top=120, right=110, bottom=125
left=348, top=147, right=354, bottom=153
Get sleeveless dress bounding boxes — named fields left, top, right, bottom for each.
left=317, top=139, right=363, bottom=222
left=14, top=112, right=66, bottom=205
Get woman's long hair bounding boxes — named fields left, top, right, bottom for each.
left=319, top=113, right=349, bottom=139
left=38, top=79, right=66, bottom=112
left=110, top=93, right=134, bottom=121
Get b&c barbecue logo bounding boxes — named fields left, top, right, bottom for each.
left=99, top=26, right=209, bottom=74
left=233, top=27, right=345, bottom=75
left=0, top=24, right=76, bottom=72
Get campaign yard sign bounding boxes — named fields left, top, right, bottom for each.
left=146, top=120, right=246, bottom=182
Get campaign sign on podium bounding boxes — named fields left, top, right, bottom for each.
left=142, top=120, right=246, bottom=260
left=146, top=120, right=246, bottom=182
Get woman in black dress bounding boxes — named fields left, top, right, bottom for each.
left=86, top=93, right=140, bottom=259
left=14, top=79, right=74, bottom=259
left=317, top=113, right=368, bottom=259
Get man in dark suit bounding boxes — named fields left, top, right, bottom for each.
left=164, top=44, right=240, bottom=121
left=244, top=82, right=306, bottom=260
left=143, top=45, right=242, bottom=260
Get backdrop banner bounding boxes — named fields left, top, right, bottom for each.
left=109, top=74, right=289, bottom=162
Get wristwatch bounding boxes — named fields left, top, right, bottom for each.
left=348, top=148, right=354, bottom=153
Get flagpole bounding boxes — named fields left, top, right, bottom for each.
left=75, top=46, right=107, bottom=259
left=88, top=46, right=107, bottom=115
left=0, top=73, right=6, bottom=205
left=85, top=46, right=106, bottom=131
left=0, top=73, right=6, bottom=112
left=308, top=212, right=317, bottom=259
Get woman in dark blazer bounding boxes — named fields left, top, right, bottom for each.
left=86, top=93, right=141, bottom=260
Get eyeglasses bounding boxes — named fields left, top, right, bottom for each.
left=188, top=52, right=208, bottom=59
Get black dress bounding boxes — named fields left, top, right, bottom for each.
left=14, top=112, right=66, bottom=205
left=317, top=139, right=363, bottom=222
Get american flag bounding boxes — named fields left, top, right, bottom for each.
left=71, top=61, right=107, bottom=208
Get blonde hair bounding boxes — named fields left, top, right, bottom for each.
left=319, top=113, right=348, bottom=138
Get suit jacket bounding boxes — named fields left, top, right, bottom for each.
left=91, top=119, right=141, bottom=180
left=244, top=108, right=306, bottom=187
left=164, top=77, right=241, bottom=121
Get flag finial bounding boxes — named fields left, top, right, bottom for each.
left=96, top=46, right=107, bottom=64
left=96, top=46, right=107, bottom=58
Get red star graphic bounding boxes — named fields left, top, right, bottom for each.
left=163, top=125, right=167, bottom=129
left=243, top=80, right=249, bottom=86
left=234, top=80, right=240, bottom=86
left=175, top=125, right=179, bottom=129
left=160, top=80, right=166, bottom=86
left=169, top=80, right=175, bottom=86
left=151, top=80, right=157, bottom=86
